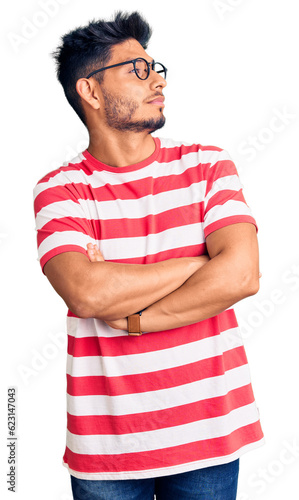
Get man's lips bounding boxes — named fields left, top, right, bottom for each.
left=148, top=96, right=165, bottom=106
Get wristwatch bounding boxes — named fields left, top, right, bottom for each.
left=127, top=310, right=144, bottom=336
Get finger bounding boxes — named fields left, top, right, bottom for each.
left=93, top=245, right=105, bottom=262
left=87, top=243, right=105, bottom=262
left=86, top=243, right=97, bottom=262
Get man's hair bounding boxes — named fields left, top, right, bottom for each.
left=52, top=11, right=152, bottom=125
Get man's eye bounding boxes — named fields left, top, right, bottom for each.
left=129, top=67, right=142, bottom=75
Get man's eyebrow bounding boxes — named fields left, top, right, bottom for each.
left=131, top=57, right=154, bottom=63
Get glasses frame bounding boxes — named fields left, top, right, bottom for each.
left=85, top=57, right=167, bottom=81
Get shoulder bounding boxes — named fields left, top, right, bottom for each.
left=33, top=152, right=91, bottom=217
left=157, top=136, right=232, bottom=166
left=35, top=152, right=86, bottom=186
left=158, top=136, right=223, bottom=152
left=33, top=151, right=91, bottom=200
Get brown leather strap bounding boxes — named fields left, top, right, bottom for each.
left=128, top=313, right=142, bottom=336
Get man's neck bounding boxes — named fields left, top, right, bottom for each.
left=87, top=128, right=156, bottom=168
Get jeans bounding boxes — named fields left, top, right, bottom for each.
left=71, top=459, right=239, bottom=500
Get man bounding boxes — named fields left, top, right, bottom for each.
left=34, top=11, right=264, bottom=500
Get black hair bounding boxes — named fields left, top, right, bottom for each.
left=52, top=11, right=152, bottom=125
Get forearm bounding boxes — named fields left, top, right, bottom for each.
left=140, top=251, right=259, bottom=332
left=65, top=255, right=208, bottom=320
left=84, top=259, right=189, bottom=319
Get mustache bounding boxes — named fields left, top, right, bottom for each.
left=149, top=92, right=164, bottom=98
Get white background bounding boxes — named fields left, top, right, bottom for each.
left=1, top=1, right=299, bottom=499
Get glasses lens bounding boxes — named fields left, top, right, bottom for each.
left=153, top=62, right=167, bottom=80
left=134, top=59, right=149, bottom=80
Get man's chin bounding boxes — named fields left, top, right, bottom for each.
left=142, top=115, right=166, bottom=133
left=118, top=115, right=166, bottom=134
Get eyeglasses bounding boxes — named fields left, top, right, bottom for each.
left=85, top=57, right=167, bottom=81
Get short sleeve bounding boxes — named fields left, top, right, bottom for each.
left=203, top=150, right=257, bottom=238
left=33, top=181, right=96, bottom=273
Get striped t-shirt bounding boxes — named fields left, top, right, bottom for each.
left=34, top=136, right=264, bottom=480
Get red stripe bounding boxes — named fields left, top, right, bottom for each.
left=39, top=243, right=206, bottom=272
left=94, top=204, right=204, bottom=239
left=205, top=160, right=238, bottom=195
left=206, top=189, right=246, bottom=212
left=34, top=185, right=79, bottom=215
left=67, top=346, right=247, bottom=397
left=204, top=217, right=257, bottom=239
left=63, top=421, right=263, bottom=474
left=67, top=384, right=255, bottom=435
left=36, top=202, right=204, bottom=246
left=40, top=246, right=87, bottom=273
left=67, top=310, right=238, bottom=358
left=68, top=310, right=78, bottom=318
left=110, top=244, right=206, bottom=264
left=37, top=218, right=94, bottom=246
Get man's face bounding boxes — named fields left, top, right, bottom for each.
left=96, top=39, right=167, bottom=133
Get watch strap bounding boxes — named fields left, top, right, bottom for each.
left=127, top=311, right=143, bottom=336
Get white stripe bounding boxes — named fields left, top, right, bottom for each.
left=67, top=363, right=251, bottom=417
left=66, top=327, right=243, bottom=378
left=64, top=439, right=265, bottom=480
left=33, top=153, right=86, bottom=197
left=159, top=137, right=231, bottom=164
left=37, top=221, right=203, bottom=262
left=67, top=317, right=125, bottom=339
left=87, top=182, right=206, bottom=219
left=63, top=153, right=86, bottom=165
left=204, top=200, right=253, bottom=227
left=36, top=182, right=206, bottom=228
left=66, top=402, right=259, bottom=455
left=159, top=137, right=193, bottom=148
left=204, top=174, right=242, bottom=206
left=100, top=223, right=204, bottom=260
left=37, top=231, right=93, bottom=259
left=35, top=199, right=86, bottom=230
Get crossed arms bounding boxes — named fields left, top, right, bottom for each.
left=44, top=222, right=260, bottom=333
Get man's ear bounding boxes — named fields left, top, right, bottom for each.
left=76, top=78, right=101, bottom=111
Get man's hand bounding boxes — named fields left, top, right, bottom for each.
left=104, top=317, right=128, bottom=330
